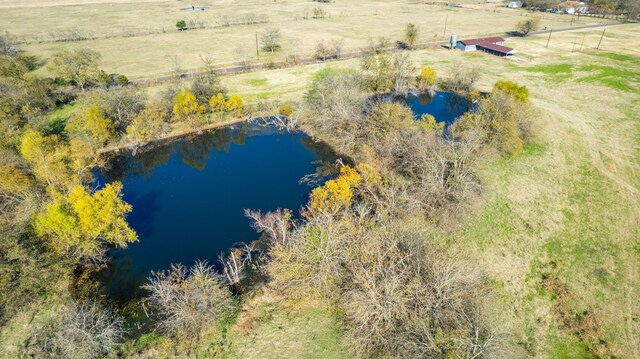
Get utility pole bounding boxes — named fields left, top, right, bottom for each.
left=255, top=31, right=260, bottom=59
left=443, top=14, right=448, bottom=38
left=597, top=25, right=607, bottom=50
left=546, top=29, right=552, bottom=48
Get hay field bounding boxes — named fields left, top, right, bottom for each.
left=0, top=0, right=609, bottom=78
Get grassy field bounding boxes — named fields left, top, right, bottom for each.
left=0, top=0, right=610, bottom=78
left=0, top=6, right=637, bottom=356
left=211, top=24, right=640, bottom=358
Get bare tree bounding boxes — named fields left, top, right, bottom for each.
left=219, top=247, right=244, bottom=286
left=392, top=53, right=415, bottom=97
left=143, top=261, right=233, bottom=338
left=199, top=54, right=215, bottom=73
left=234, top=46, right=250, bottom=67
left=244, top=208, right=292, bottom=247
left=303, top=69, right=368, bottom=151
left=52, top=301, right=125, bottom=359
left=312, top=6, right=328, bottom=19
left=442, top=63, right=480, bottom=94
left=0, top=32, right=20, bottom=57
left=261, top=28, right=282, bottom=53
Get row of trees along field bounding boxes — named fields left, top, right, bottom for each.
left=0, top=28, right=535, bottom=357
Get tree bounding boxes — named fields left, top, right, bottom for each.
left=49, top=49, right=102, bottom=89
left=191, top=72, right=226, bottom=105
left=143, top=261, right=233, bottom=339
left=115, top=74, right=129, bottom=86
left=417, top=114, right=445, bottom=136
left=315, top=39, right=344, bottom=61
left=442, top=63, right=480, bottom=94
left=279, top=103, right=294, bottom=117
left=173, top=88, right=206, bottom=127
left=312, top=6, right=327, bottom=18
left=126, top=106, right=168, bottom=144
left=35, top=182, right=137, bottom=259
left=0, top=32, right=20, bottom=57
left=176, top=20, right=187, bottom=31
left=20, top=130, right=76, bottom=192
left=417, top=66, right=437, bottom=92
left=361, top=52, right=394, bottom=93
left=209, top=92, right=227, bottom=113
left=80, top=87, right=146, bottom=133
left=51, top=301, right=125, bottom=358
left=261, top=28, right=282, bottom=53
left=451, top=89, right=527, bottom=156
left=304, top=68, right=367, bottom=150
left=492, top=80, right=529, bottom=102
left=391, top=53, right=415, bottom=97
left=307, top=165, right=362, bottom=216
left=516, top=16, right=541, bottom=36
left=65, top=106, right=114, bottom=149
left=226, top=94, right=244, bottom=117
left=404, top=23, right=419, bottom=48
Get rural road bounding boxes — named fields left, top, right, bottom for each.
left=130, top=21, right=629, bottom=86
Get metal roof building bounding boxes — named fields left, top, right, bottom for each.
left=455, top=37, right=517, bottom=56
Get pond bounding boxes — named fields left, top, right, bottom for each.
left=404, top=91, right=469, bottom=125
left=98, top=123, right=341, bottom=304
left=99, top=93, right=467, bottom=304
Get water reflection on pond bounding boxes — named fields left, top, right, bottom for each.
left=99, top=123, right=341, bottom=304
left=405, top=92, right=469, bottom=125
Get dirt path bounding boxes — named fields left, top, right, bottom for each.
left=130, top=22, right=628, bottom=86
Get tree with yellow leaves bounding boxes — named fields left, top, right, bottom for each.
left=126, top=107, right=168, bottom=144
left=173, top=88, right=206, bottom=127
left=417, top=113, right=445, bottom=137
left=208, top=92, right=227, bottom=113
left=307, top=166, right=362, bottom=215
left=20, top=130, right=76, bottom=192
left=492, top=80, right=529, bottom=102
left=225, top=94, right=244, bottom=117
left=35, top=182, right=137, bottom=259
left=417, top=66, right=437, bottom=93
left=65, top=106, right=114, bottom=149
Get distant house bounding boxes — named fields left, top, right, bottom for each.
left=558, top=1, right=590, bottom=13
left=455, top=37, right=517, bottom=56
left=507, top=1, right=523, bottom=8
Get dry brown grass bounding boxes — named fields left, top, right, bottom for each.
left=0, top=0, right=609, bottom=78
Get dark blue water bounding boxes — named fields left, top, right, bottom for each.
left=405, top=92, right=468, bottom=125
left=100, top=94, right=466, bottom=303
left=99, top=123, right=340, bottom=303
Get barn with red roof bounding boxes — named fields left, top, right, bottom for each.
left=455, top=36, right=517, bottom=56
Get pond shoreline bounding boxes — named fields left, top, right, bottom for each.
left=97, top=116, right=250, bottom=155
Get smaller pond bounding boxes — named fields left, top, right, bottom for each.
left=405, top=92, right=469, bottom=125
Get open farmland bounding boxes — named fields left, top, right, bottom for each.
left=218, top=24, right=640, bottom=357
left=0, top=0, right=610, bottom=78
left=0, top=0, right=639, bottom=356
